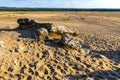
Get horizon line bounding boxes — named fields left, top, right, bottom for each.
left=0, top=6, right=120, bottom=9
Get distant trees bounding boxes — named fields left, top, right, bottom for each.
left=0, top=7, right=120, bottom=11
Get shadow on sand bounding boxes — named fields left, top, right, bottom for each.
left=65, top=68, right=120, bottom=80
left=94, top=50, right=120, bottom=63
left=0, top=27, right=37, bottom=39
left=0, top=27, right=64, bottom=48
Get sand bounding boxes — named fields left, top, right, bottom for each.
left=0, top=11, right=120, bottom=80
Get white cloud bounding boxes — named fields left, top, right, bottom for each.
left=1, top=0, right=120, bottom=8
left=64, top=0, right=120, bottom=8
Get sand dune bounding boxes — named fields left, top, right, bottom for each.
left=0, top=11, right=120, bottom=80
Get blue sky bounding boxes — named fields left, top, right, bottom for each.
left=0, top=0, right=120, bottom=8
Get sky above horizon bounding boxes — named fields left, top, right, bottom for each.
left=0, top=0, right=120, bottom=8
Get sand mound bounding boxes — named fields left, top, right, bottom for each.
left=0, top=25, right=120, bottom=80
left=0, top=12, right=120, bottom=80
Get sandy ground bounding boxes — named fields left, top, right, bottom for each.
left=0, top=11, right=120, bottom=80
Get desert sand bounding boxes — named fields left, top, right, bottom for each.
left=0, top=11, right=120, bottom=80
